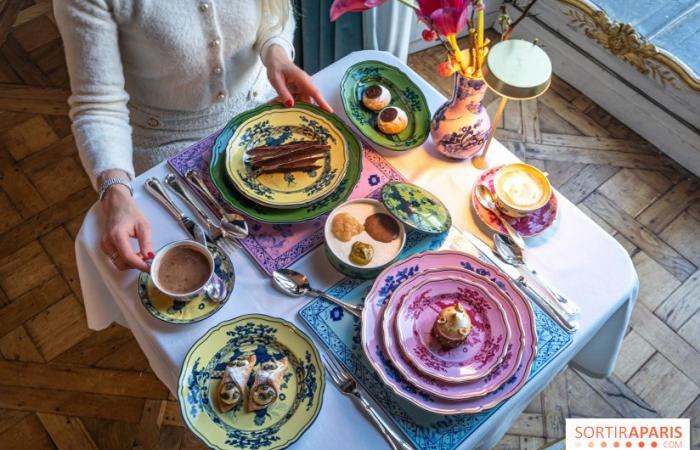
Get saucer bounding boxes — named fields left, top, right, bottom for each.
left=137, top=243, right=234, bottom=324
left=472, top=166, right=558, bottom=237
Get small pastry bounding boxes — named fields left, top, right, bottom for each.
left=376, top=106, right=408, bottom=135
left=217, top=354, right=256, bottom=413
left=331, top=212, right=363, bottom=242
left=364, top=213, right=399, bottom=243
left=247, top=357, right=288, bottom=412
left=349, top=241, right=374, bottom=266
left=432, top=303, right=472, bottom=349
left=361, top=84, right=391, bottom=111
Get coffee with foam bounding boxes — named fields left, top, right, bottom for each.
left=493, top=163, right=551, bottom=215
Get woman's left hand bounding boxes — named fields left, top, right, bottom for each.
left=263, top=45, right=332, bottom=112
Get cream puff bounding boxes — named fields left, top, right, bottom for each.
left=362, top=84, right=391, bottom=111
left=432, top=303, right=472, bottom=349
left=376, top=106, right=408, bottom=135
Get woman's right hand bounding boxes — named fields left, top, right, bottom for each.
left=100, top=182, right=153, bottom=272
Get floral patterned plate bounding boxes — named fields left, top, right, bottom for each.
left=178, top=314, right=324, bottom=450
left=381, top=181, right=452, bottom=234
left=210, top=102, right=363, bottom=223
left=340, top=60, right=431, bottom=151
left=225, top=107, right=349, bottom=209
left=362, top=250, right=536, bottom=414
left=381, top=268, right=519, bottom=399
left=472, top=166, right=558, bottom=237
left=391, top=269, right=511, bottom=384
left=137, top=243, right=234, bottom=324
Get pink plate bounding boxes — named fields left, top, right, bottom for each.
left=381, top=268, right=519, bottom=399
left=393, top=270, right=512, bottom=384
left=362, top=250, right=537, bottom=414
left=472, top=166, right=558, bottom=237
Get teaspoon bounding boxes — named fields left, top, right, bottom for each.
left=474, top=184, right=526, bottom=250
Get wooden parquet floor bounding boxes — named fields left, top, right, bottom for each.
left=0, top=3, right=697, bottom=449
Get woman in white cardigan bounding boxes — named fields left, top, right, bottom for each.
left=55, top=0, right=330, bottom=271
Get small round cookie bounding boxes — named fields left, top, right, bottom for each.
left=362, top=84, right=391, bottom=111
left=377, top=106, right=408, bottom=135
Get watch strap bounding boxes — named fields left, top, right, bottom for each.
left=98, top=177, right=133, bottom=201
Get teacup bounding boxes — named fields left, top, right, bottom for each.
left=493, top=163, right=551, bottom=217
left=150, top=241, right=226, bottom=302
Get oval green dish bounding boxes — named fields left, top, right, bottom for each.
left=380, top=181, right=452, bottom=234
left=210, top=102, right=363, bottom=223
left=340, top=60, right=430, bottom=151
left=137, top=243, right=234, bottom=324
left=178, top=314, right=324, bottom=450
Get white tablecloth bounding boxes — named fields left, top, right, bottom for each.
left=75, top=50, right=639, bottom=450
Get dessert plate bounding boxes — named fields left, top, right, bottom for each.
left=210, top=102, right=362, bottom=223
left=178, top=314, right=324, bottom=450
left=137, top=243, right=234, bottom=324
left=472, top=166, right=558, bottom=237
left=394, top=271, right=511, bottom=383
left=380, top=182, right=452, bottom=234
left=363, top=250, right=537, bottom=414
left=225, top=107, right=349, bottom=209
left=381, top=268, right=519, bottom=399
left=340, top=60, right=430, bottom=151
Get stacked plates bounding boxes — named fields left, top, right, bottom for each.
left=209, top=102, right=363, bottom=223
left=361, top=249, right=538, bottom=414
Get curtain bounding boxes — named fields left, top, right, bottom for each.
left=362, top=2, right=414, bottom=63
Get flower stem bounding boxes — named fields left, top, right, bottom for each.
left=395, top=0, right=418, bottom=9
left=446, top=34, right=468, bottom=75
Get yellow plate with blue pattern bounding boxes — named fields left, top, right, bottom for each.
left=178, top=314, right=324, bottom=450
left=225, top=106, right=349, bottom=209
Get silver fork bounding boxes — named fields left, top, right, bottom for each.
left=162, top=174, right=239, bottom=254
left=321, top=352, right=415, bottom=450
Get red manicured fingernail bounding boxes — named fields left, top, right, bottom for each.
left=148, top=252, right=155, bottom=258
left=285, top=100, right=293, bottom=107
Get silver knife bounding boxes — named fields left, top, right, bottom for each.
left=458, top=230, right=579, bottom=333
left=145, top=177, right=210, bottom=245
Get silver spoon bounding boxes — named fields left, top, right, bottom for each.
left=185, top=169, right=249, bottom=239
left=272, top=269, right=363, bottom=319
left=474, top=184, right=526, bottom=250
left=494, top=233, right=580, bottom=317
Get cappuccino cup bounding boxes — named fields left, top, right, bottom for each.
left=493, top=163, right=551, bottom=217
left=149, top=241, right=226, bottom=302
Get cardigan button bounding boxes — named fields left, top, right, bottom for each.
left=147, top=117, right=159, bottom=128
left=210, top=39, right=220, bottom=47
left=199, top=2, right=209, bottom=12
left=213, top=66, right=222, bottom=75
left=217, top=92, right=226, bottom=101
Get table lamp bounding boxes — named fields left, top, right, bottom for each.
left=472, top=39, right=552, bottom=169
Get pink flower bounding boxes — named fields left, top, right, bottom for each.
left=329, top=0, right=389, bottom=21
left=416, top=0, right=470, bottom=37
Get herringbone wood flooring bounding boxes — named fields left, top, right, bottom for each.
left=0, top=2, right=697, bottom=449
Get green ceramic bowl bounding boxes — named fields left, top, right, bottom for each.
left=340, top=60, right=430, bottom=151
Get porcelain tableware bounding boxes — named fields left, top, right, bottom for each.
left=340, top=60, right=430, bottom=151
left=492, top=163, right=552, bottom=217
left=472, top=166, right=558, bottom=237
left=362, top=250, right=537, bottom=414
left=138, top=243, right=234, bottom=324
left=209, top=102, right=362, bottom=223
left=380, top=268, right=521, bottom=400
left=380, top=182, right=452, bottom=234
left=392, top=271, right=511, bottom=383
left=178, top=314, right=324, bottom=450
left=224, top=107, right=349, bottom=209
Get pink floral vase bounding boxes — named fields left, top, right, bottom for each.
left=431, top=74, right=491, bottom=159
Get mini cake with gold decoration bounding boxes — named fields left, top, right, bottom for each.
left=362, top=84, right=391, bottom=111
left=377, top=106, right=408, bottom=135
left=432, top=303, right=472, bottom=349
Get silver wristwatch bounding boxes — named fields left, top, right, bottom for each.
left=98, top=177, right=133, bottom=201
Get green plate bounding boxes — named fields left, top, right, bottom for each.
left=380, top=181, right=452, bottom=234
left=178, top=314, right=324, bottom=450
left=210, top=102, right=362, bottom=223
left=340, top=60, right=430, bottom=151
left=137, top=243, right=234, bottom=324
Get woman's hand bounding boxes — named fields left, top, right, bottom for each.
left=99, top=174, right=153, bottom=271
left=263, top=45, right=332, bottom=112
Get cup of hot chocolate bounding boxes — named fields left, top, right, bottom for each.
left=492, top=163, right=552, bottom=217
left=149, top=241, right=227, bottom=302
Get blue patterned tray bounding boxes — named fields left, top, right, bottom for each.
left=299, top=230, right=572, bottom=450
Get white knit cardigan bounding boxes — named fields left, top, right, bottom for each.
left=54, top=0, right=295, bottom=187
